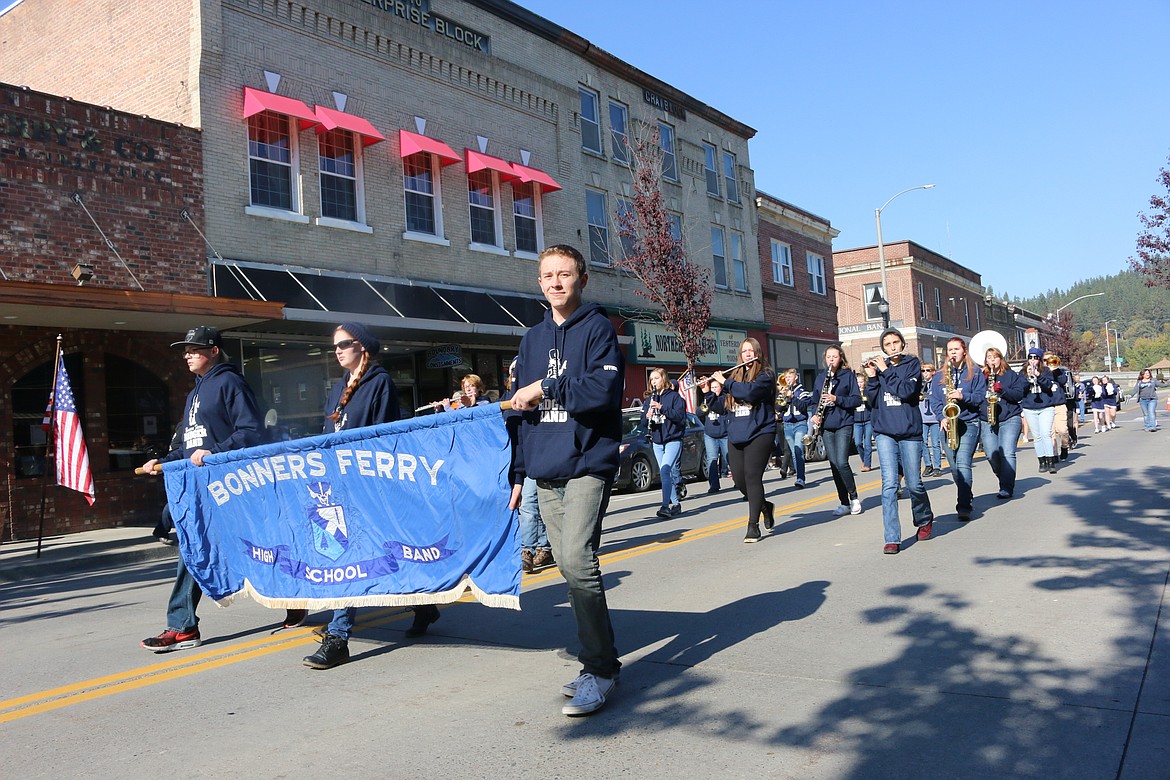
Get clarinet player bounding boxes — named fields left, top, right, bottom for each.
left=809, top=346, right=862, bottom=516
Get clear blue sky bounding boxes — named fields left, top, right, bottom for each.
left=524, top=0, right=1170, bottom=302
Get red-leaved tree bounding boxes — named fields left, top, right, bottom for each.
left=1130, top=155, right=1170, bottom=288
left=612, top=125, right=713, bottom=376
left=1046, top=310, right=1094, bottom=372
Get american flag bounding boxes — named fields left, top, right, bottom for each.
left=678, top=368, right=698, bottom=414
left=50, top=355, right=95, bottom=505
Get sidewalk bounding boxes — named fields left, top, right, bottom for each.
left=0, top=525, right=178, bottom=583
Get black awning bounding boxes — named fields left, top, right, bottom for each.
left=211, top=261, right=547, bottom=333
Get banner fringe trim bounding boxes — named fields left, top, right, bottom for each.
left=212, top=575, right=521, bottom=611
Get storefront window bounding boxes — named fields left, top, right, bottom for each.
left=11, top=354, right=85, bottom=479
left=105, top=354, right=170, bottom=471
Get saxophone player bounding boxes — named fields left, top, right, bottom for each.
left=865, top=328, right=934, bottom=554
left=810, top=346, right=863, bottom=517
left=978, top=346, right=1027, bottom=499
left=928, top=337, right=986, bottom=521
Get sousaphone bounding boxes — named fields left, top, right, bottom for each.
left=969, top=330, right=1009, bottom=367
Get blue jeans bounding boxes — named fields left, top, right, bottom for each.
left=874, top=434, right=933, bottom=544
left=166, top=556, right=202, bottom=632
left=1022, top=407, right=1056, bottom=457
left=942, top=418, right=981, bottom=512
left=327, top=607, right=357, bottom=639
left=1077, top=398, right=1086, bottom=423
left=852, top=421, right=873, bottom=468
left=1140, top=398, right=1158, bottom=430
left=921, top=422, right=942, bottom=469
left=783, top=421, right=808, bottom=480
left=980, top=414, right=1021, bottom=496
left=519, top=476, right=549, bottom=549
left=536, top=475, right=620, bottom=679
left=652, top=439, right=682, bottom=507
left=704, top=434, right=728, bottom=490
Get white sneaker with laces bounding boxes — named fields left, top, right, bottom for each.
left=561, top=670, right=620, bottom=697
left=832, top=504, right=850, bottom=516
left=561, top=673, right=616, bottom=716
left=850, top=498, right=863, bottom=515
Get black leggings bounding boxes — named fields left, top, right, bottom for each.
left=729, top=433, right=773, bottom=525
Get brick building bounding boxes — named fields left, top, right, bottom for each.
left=832, top=241, right=985, bottom=368
left=756, top=191, right=839, bottom=386
left=1, top=0, right=764, bottom=410
left=0, top=83, right=281, bottom=539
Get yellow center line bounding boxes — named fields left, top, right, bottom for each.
left=0, top=479, right=878, bottom=722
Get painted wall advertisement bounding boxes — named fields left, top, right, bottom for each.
left=627, top=322, right=745, bottom=366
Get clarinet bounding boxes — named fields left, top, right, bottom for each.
left=802, top=369, right=835, bottom=448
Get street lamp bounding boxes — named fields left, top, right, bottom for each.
left=1104, top=318, right=1116, bottom=368
left=876, top=184, right=936, bottom=328
left=1049, top=292, right=1105, bottom=318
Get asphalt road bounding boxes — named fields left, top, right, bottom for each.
left=2, top=404, right=1168, bottom=779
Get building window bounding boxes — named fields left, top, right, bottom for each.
left=586, top=189, right=609, bottom=265
left=963, top=299, right=971, bottom=331
left=935, top=288, right=942, bottom=320
left=730, top=232, right=746, bottom=292
left=11, top=354, right=86, bottom=479
left=512, top=181, right=542, bottom=255
left=918, top=282, right=927, bottom=319
left=711, top=226, right=727, bottom=288
left=807, top=252, right=826, bottom=295
left=403, top=152, right=442, bottom=237
left=616, top=197, right=636, bottom=260
left=864, top=283, right=884, bottom=321
left=975, top=305, right=981, bottom=331
left=579, top=87, right=602, bottom=155
left=723, top=151, right=739, bottom=203
left=468, top=169, right=501, bottom=247
left=318, top=129, right=360, bottom=223
left=609, top=100, right=629, bottom=164
left=105, top=354, right=170, bottom=471
left=703, top=143, right=719, bottom=196
left=771, top=240, right=793, bottom=286
left=667, top=212, right=683, bottom=244
left=659, top=121, right=678, bottom=181
left=248, top=111, right=296, bottom=211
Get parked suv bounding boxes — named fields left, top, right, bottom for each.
left=614, top=407, right=707, bottom=493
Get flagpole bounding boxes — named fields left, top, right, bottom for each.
left=36, top=335, right=64, bottom=559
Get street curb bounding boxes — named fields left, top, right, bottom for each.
left=0, top=543, right=179, bottom=584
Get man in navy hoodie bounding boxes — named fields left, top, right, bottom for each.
left=865, top=328, right=935, bottom=554
left=509, top=244, right=624, bottom=717
left=139, top=326, right=280, bottom=652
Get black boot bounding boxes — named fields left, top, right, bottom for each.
left=302, top=633, right=349, bottom=669
left=405, top=605, right=440, bottom=638
left=1048, top=456, right=1058, bottom=474
left=1039, top=457, right=1047, bottom=473
left=744, top=521, right=761, bottom=543
left=1059, top=446, right=1068, bottom=461
left=762, top=500, right=775, bottom=531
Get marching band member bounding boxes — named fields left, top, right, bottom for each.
left=865, top=328, right=934, bottom=554
left=809, top=345, right=862, bottom=516
left=853, top=372, right=874, bottom=472
left=641, top=368, right=687, bottom=519
left=1090, top=376, right=1107, bottom=432
left=929, top=337, right=986, bottom=521
left=1045, top=352, right=1073, bottom=460
left=1019, top=347, right=1062, bottom=474
left=704, top=338, right=777, bottom=543
left=702, top=378, right=731, bottom=493
left=1102, top=374, right=1120, bottom=429
left=1136, top=369, right=1161, bottom=432
left=303, top=323, right=407, bottom=669
left=777, top=367, right=813, bottom=488
left=979, top=346, right=1027, bottom=499
left=441, top=374, right=491, bottom=411
left=919, top=362, right=944, bottom=477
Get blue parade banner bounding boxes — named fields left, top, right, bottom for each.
left=163, top=404, right=520, bottom=611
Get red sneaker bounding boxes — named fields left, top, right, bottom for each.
left=916, top=520, right=933, bottom=541
left=883, top=543, right=900, bottom=555
left=141, top=628, right=201, bottom=652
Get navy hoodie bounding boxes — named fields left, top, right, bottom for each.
left=866, top=354, right=924, bottom=440
left=708, top=369, right=777, bottom=445
left=323, top=363, right=401, bottom=432
left=927, top=362, right=987, bottom=423
left=163, top=361, right=264, bottom=461
left=641, top=386, right=687, bottom=444
left=810, top=368, right=862, bottom=432
left=1020, top=366, right=1065, bottom=409
left=513, top=302, right=624, bottom=482
left=702, top=401, right=730, bottom=438
left=982, top=368, right=1027, bottom=423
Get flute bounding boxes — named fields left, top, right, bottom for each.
left=696, top=357, right=759, bottom=387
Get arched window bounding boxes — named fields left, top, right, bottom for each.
left=11, top=354, right=85, bottom=478
left=105, top=354, right=171, bottom=471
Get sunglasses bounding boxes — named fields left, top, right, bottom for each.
left=334, top=339, right=360, bottom=351
left=1028, top=356, right=1041, bottom=360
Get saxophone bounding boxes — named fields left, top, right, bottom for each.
left=802, top=369, right=835, bottom=448
left=986, top=371, right=1000, bottom=427
left=943, top=363, right=961, bottom=450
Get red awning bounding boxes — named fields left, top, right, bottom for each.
left=399, top=130, right=462, bottom=166
left=465, top=150, right=519, bottom=181
left=510, top=163, right=562, bottom=193
left=314, top=105, right=385, bottom=146
left=242, top=87, right=318, bottom=130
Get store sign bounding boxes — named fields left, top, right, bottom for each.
left=628, top=322, right=743, bottom=366
left=425, top=344, right=464, bottom=368
left=0, top=111, right=169, bottom=183
left=361, top=0, right=491, bottom=55
left=839, top=321, right=904, bottom=335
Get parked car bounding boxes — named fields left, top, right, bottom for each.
left=614, top=408, right=707, bottom=493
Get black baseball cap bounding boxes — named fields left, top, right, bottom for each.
left=171, top=326, right=223, bottom=348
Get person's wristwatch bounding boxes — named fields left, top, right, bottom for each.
left=540, top=377, right=556, bottom=400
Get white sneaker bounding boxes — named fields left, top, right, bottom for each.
left=850, top=498, right=863, bottom=515
left=794, top=478, right=805, bottom=488
left=561, top=673, right=616, bottom=716
left=832, top=504, right=850, bottom=516
left=561, top=670, right=620, bottom=697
